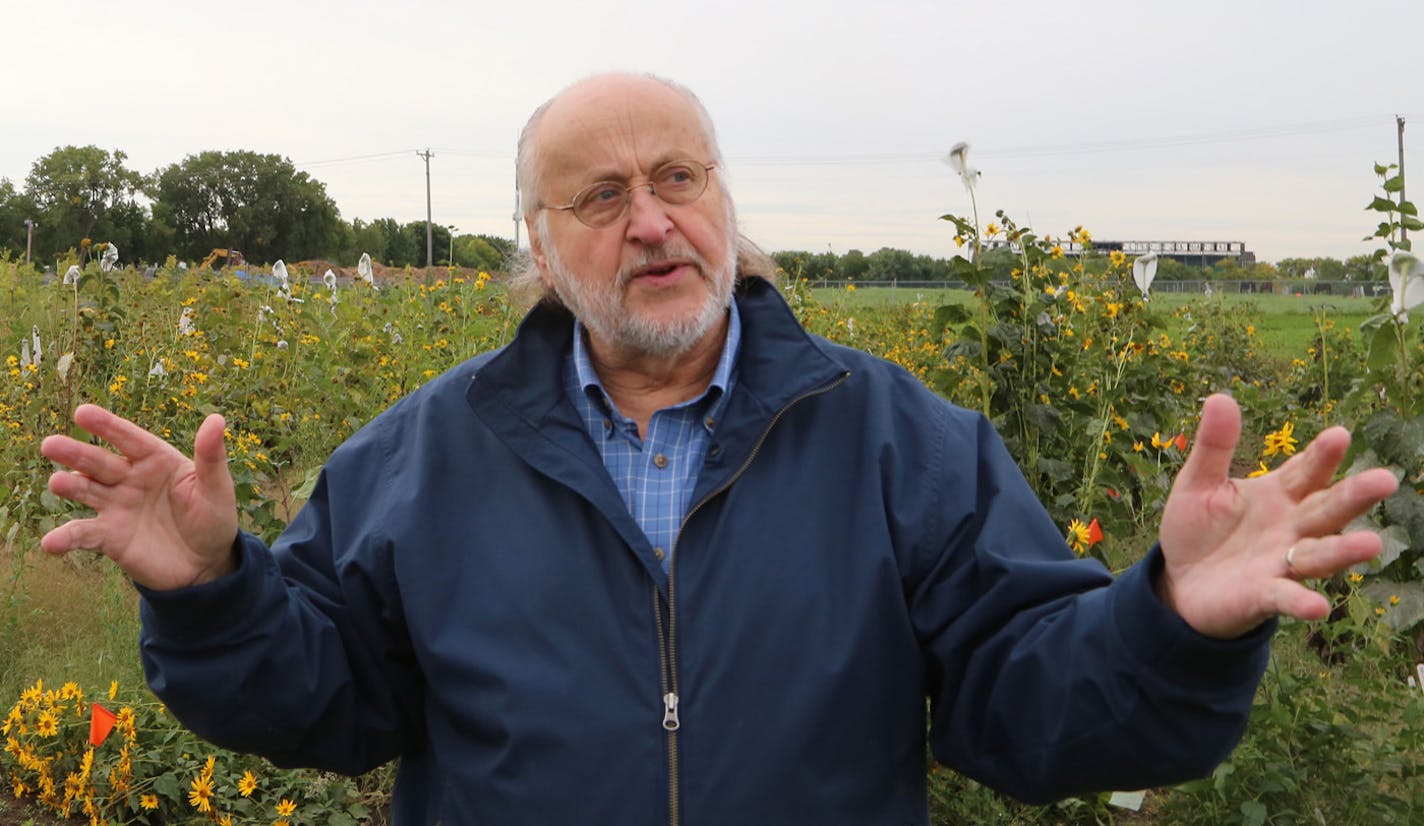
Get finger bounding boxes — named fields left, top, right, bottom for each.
left=40, top=434, right=131, bottom=486
left=41, top=517, right=112, bottom=556
left=1282, top=532, right=1384, bottom=580
left=72, top=404, right=172, bottom=461
left=192, top=413, right=231, bottom=495
left=1173, top=394, right=1240, bottom=493
left=48, top=470, right=113, bottom=512
left=1294, top=467, right=1400, bottom=537
left=1270, top=425, right=1351, bottom=499
left=1265, top=578, right=1332, bottom=622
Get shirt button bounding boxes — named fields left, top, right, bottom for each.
left=704, top=415, right=716, bottom=428
left=603, top=419, right=613, bottom=432
left=653, top=547, right=665, bottom=561
left=653, top=453, right=669, bottom=469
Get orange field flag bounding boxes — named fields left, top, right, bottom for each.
left=89, top=703, right=117, bottom=747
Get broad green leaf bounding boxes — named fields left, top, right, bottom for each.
left=153, top=771, right=180, bottom=800
left=1240, top=799, right=1267, bottom=826
left=932, top=303, right=972, bottom=330
left=1375, top=162, right=1392, bottom=176
left=1383, top=486, right=1424, bottom=550
left=1362, top=581, right=1424, bottom=632
left=1036, top=457, right=1074, bottom=483
left=1400, top=200, right=1418, bottom=216
left=1383, top=175, right=1405, bottom=193
left=1368, top=196, right=1398, bottom=213
left=292, top=465, right=324, bottom=501
left=1366, top=322, right=1399, bottom=371
left=1404, top=215, right=1424, bottom=232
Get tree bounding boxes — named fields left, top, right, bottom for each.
left=0, top=179, right=29, bottom=259
left=149, top=151, right=342, bottom=263
left=24, top=145, right=147, bottom=260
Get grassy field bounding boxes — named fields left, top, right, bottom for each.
left=814, top=286, right=1381, bottom=357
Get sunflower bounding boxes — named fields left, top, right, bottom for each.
left=238, top=770, right=258, bottom=797
left=189, top=775, right=214, bottom=812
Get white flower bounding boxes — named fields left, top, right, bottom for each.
left=943, top=142, right=980, bottom=192
left=178, top=306, right=195, bottom=336
left=63, top=265, right=81, bottom=285
left=148, top=360, right=168, bottom=379
left=30, top=325, right=41, bottom=367
left=276, top=339, right=288, bottom=350
left=1387, top=252, right=1424, bottom=323
left=1132, top=253, right=1159, bottom=300
left=99, top=243, right=119, bottom=273
left=324, top=269, right=338, bottom=305
left=383, top=321, right=403, bottom=345
left=358, top=253, right=374, bottom=287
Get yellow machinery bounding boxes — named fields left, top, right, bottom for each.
left=197, top=249, right=245, bottom=271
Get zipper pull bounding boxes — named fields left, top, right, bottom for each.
left=662, top=692, right=680, bottom=731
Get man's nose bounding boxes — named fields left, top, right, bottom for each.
left=624, top=185, right=674, bottom=245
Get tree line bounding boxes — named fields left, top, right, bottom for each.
left=0, top=145, right=513, bottom=272
left=773, top=247, right=1386, bottom=284
left=1, top=144, right=1387, bottom=283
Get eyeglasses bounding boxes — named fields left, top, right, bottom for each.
left=542, top=160, right=717, bottom=229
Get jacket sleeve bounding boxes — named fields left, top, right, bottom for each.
left=909, top=409, right=1272, bottom=804
left=138, top=419, right=422, bottom=775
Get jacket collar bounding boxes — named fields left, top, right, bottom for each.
left=468, top=275, right=847, bottom=433
left=463, top=276, right=848, bottom=587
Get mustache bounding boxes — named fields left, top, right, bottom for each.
left=615, top=242, right=705, bottom=287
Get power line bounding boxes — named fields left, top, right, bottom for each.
left=293, top=150, right=419, bottom=168
left=728, top=115, right=1394, bottom=167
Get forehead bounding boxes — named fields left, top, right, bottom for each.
left=535, top=79, right=713, bottom=187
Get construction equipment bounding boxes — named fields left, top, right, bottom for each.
left=197, top=249, right=245, bottom=271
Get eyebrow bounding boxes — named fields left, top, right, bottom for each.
left=579, top=154, right=697, bottom=185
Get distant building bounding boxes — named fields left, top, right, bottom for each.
left=984, top=238, right=1256, bottom=267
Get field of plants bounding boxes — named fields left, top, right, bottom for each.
left=2, top=187, right=1424, bottom=823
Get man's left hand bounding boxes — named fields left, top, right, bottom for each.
left=1157, top=394, right=1400, bottom=639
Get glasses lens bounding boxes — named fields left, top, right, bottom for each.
left=652, top=161, right=708, bottom=205
left=573, top=183, right=628, bottom=228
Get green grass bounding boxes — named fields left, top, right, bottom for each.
left=814, top=286, right=1383, bottom=359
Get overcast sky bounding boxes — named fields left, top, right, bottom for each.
left=5, top=0, right=1421, bottom=264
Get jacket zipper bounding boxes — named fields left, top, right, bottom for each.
left=654, top=370, right=850, bottom=826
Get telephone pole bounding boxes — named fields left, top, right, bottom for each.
left=417, top=148, right=435, bottom=272
left=1398, top=116, right=1408, bottom=246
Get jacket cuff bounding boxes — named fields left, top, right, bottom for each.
left=1112, top=545, right=1275, bottom=692
left=137, top=532, right=277, bottom=645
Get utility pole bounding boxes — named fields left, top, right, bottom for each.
left=1398, top=116, right=1408, bottom=246
left=417, top=148, right=435, bottom=277
left=513, top=187, right=521, bottom=250
left=23, top=218, right=34, bottom=265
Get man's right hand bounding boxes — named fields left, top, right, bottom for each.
left=41, top=404, right=240, bottom=591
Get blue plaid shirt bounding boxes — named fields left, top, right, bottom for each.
left=565, top=301, right=741, bottom=573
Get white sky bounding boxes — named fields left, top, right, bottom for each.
left=4, top=0, right=1422, bottom=264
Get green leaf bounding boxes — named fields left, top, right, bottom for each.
left=1366, top=322, right=1400, bottom=371
left=1384, top=175, right=1406, bottom=193
left=1240, top=800, right=1267, bottom=826
left=1376, top=162, right=1392, bottom=176
left=1036, top=456, right=1075, bottom=483
left=292, top=465, right=324, bottom=501
left=1362, top=581, right=1424, bottom=632
left=1368, top=196, right=1398, bottom=213
left=1400, top=200, right=1418, bottom=216
left=1404, top=215, right=1424, bottom=232
left=1383, top=486, right=1424, bottom=550
left=153, top=771, right=180, bottom=800
left=932, top=303, right=972, bottom=330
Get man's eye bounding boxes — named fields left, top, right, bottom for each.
left=582, top=185, right=624, bottom=205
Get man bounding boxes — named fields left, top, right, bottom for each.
left=41, top=74, right=1397, bottom=824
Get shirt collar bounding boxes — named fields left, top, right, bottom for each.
left=573, top=297, right=741, bottom=415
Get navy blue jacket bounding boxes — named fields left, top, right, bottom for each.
left=140, top=276, right=1272, bottom=825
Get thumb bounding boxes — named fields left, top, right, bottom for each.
left=192, top=413, right=231, bottom=494
left=1174, top=394, right=1241, bottom=492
